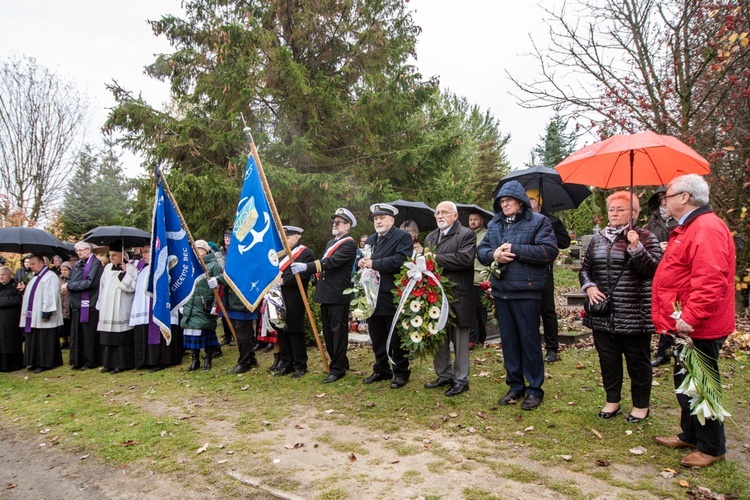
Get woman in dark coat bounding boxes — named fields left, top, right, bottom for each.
left=580, top=191, right=662, bottom=423
left=0, top=266, right=24, bottom=371
left=180, top=240, right=222, bottom=371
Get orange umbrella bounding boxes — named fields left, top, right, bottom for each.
left=555, top=131, right=710, bottom=189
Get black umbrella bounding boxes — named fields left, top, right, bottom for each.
left=83, top=226, right=151, bottom=248
left=456, top=204, right=494, bottom=227
left=493, top=165, right=592, bottom=213
left=0, top=227, right=69, bottom=257
left=388, top=199, right=437, bottom=232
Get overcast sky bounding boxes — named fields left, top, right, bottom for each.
left=0, top=1, right=554, bottom=176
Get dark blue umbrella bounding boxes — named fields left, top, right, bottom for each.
left=388, top=199, right=437, bottom=232
left=493, top=165, right=592, bottom=213
left=0, top=227, right=69, bottom=257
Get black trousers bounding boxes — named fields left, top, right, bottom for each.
left=540, top=270, right=558, bottom=352
left=592, top=330, right=652, bottom=408
left=279, top=329, right=308, bottom=371
left=367, top=314, right=410, bottom=380
left=674, top=337, right=727, bottom=456
left=233, top=319, right=258, bottom=367
left=320, top=303, right=349, bottom=377
left=469, top=286, right=488, bottom=344
left=655, top=333, right=676, bottom=357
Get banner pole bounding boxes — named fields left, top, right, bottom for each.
left=243, top=128, right=329, bottom=372
left=154, top=164, right=239, bottom=346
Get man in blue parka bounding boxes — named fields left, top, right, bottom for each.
left=477, top=181, right=558, bottom=410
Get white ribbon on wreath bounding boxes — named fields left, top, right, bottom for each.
left=386, top=254, right=450, bottom=364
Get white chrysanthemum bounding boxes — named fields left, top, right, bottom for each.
left=409, top=300, right=422, bottom=312
left=410, top=316, right=423, bottom=328
left=351, top=309, right=365, bottom=320
left=402, top=319, right=411, bottom=330
left=410, top=331, right=424, bottom=343
left=428, top=306, right=441, bottom=319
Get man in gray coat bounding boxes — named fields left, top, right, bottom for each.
left=423, top=201, right=477, bottom=397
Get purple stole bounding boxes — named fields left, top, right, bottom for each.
left=24, top=267, right=50, bottom=333
left=137, top=260, right=162, bottom=345
left=79, top=255, right=95, bottom=323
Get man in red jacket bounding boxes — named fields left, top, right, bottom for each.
left=652, top=174, right=735, bottom=468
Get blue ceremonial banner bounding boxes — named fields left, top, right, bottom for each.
left=224, top=154, right=284, bottom=311
left=148, top=181, right=203, bottom=343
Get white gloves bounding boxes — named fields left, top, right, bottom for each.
left=207, top=277, right=219, bottom=289
left=290, top=262, right=307, bottom=275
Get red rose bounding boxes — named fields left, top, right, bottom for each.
left=426, top=291, right=439, bottom=304
left=426, top=259, right=435, bottom=272
left=480, top=280, right=491, bottom=291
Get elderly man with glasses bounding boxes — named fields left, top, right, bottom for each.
left=652, top=174, right=735, bottom=468
left=423, top=201, right=477, bottom=397
left=477, top=181, right=559, bottom=410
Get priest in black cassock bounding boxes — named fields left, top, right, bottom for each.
left=64, top=241, right=104, bottom=370
left=0, top=266, right=24, bottom=372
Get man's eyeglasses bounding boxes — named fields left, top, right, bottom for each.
left=434, top=210, right=456, bottom=217
left=332, top=220, right=347, bottom=226
left=662, top=192, right=686, bottom=203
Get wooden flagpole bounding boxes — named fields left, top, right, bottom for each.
left=243, top=128, right=329, bottom=372
left=154, top=164, right=239, bottom=346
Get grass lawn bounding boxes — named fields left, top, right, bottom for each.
left=1, top=324, right=749, bottom=498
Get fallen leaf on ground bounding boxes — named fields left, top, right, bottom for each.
left=475, top=371, right=490, bottom=377
left=679, top=480, right=690, bottom=488
left=122, top=440, right=138, bottom=447
left=559, top=455, right=572, bottom=461
left=196, top=443, right=209, bottom=454
left=651, top=380, right=660, bottom=386
left=660, top=468, right=676, bottom=479
left=316, top=393, right=326, bottom=398
left=466, top=427, right=476, bottom=434
left=382, top=435, right=390, bottom=440
left=590, top=428, right=603, bottom=439
left=324, top=409, right=335, bottom=414
left=284, top=443, right=304, bottom=449
left=5, top=483, right=17, bottom=489
left=364, top=402, right=375, bottom=408
left=262, top=421, right=270, bottom=426
left=448, top=412, right=458, bottom=418
left=294, top=425, right=303, bottom=429
left=477, top=411, right=488, bottom=419
left=524, top=426, right=535, bottom=432
left=348, top=452, right=357, bottom=462
left=567, top=401, right=576, bottom=406
left=389, top=459, right=400, bottom=464
left=128, top=422, right=139, bottom=427
left=240, top=385, right=249, bottom=391
left=79, top=454, right=90, bottom=460
left=39, top=428, right=50, bottom=434
left=625, top=430, right=633, bottom=435
left=629, top=446, right=647, bottom=455
left=575, top=363, right=585, bottom=369
left=217, top=459, right=228, bottom=464
left=594, top=459, right=610, bottom=466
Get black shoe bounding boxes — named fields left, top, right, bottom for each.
left=110, top=368, right=123, bottom=375
left=651, top=355, right=669, bottom=367
left=79, top=366, right=90, bottom=371
left=544, top=351, right=559, bottom=363
left=390, top=378, right=408, bottom=389
left=424, top=378, right=452, bottom=389
left=291, top=369, right=307, bottom=379
left=498, top=390, right=524, bottom=405
left=445, top=384, right=468, bottom=397
left=263, top=343, right=274, bottom=353
left=32, top=367, right=45, bottom=374
left=363, top=373, right=390, bottom=384
left=322, top=374, right=342, bottom=383
left=274, top=366, right=294, bottom=377
left=213, top=346, right=223, bottom=358
left=228, top=364, right=253, bottom=375
left=625, top=409, right=650, bottom=423
left=149, top=365, right=166, bottom=373
left=598, top=405, right=621, bottom=420
left=521, top=394, right=543, bottom=410
left=202, top=350, right=214, bottom=371
left=188, top=350, right=200, bottom=372
left=100, top=367, right=111, bottom=373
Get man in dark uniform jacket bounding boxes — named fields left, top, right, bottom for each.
left=423, top=201, right=477, bottom=397
left=291, top=208, right=357, bottom=383
left=275, top=226, right=315, bottom=378
left=357, top=203, right=413, bottom=389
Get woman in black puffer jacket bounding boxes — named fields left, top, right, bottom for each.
left=580, top=191, right=662, bottom=423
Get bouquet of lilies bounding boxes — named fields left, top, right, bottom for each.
left=391, top=250, right=454, bottom=358
left=671, top=301, right=732, bottom=425
left=344, top=244, right=379, bottom=321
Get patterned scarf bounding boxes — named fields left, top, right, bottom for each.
left=603, top=224, right=627, bottom=243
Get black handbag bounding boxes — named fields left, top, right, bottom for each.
left=584, top=257, right=629, bottom=317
